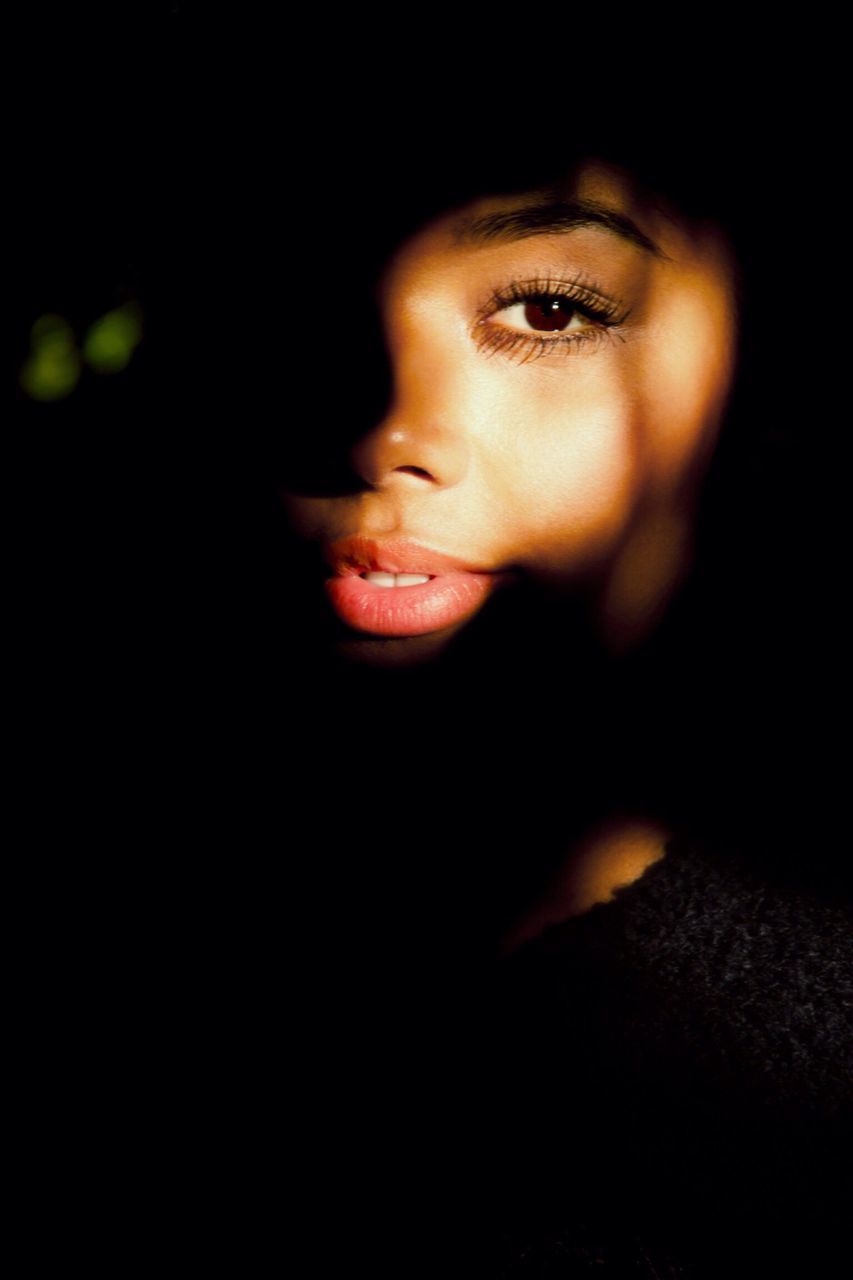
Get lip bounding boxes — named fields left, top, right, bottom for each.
left=323, top=536, right=508, bottom=637
left=324, top=536, right=489, bottom=578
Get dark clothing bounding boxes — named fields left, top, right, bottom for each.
left=473, top=831, right=852, bottom=1276
left=242, top=822, right=849, bottom=1277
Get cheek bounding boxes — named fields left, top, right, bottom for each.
left=482, top=367, right=645, bottom=577
left=638, top=282, right=736, bottom=488
left=488, top=290, right=735, bottom=580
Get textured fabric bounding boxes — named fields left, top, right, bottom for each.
left=477, top=832, right=852, bottom=1276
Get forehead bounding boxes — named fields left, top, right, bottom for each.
left=458, top=160, right=664, bottom=228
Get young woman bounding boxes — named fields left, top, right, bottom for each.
left=246, top=96, right=849, bottom=1276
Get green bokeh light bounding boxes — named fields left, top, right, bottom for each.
left=20, top=314, right=81, bottom=401
left=82, top=301, right=143, bottom=373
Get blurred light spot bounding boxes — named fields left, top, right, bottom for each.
left=20, top=314, right=81, bottom=401
left=82, top=301, right=143, bottom=373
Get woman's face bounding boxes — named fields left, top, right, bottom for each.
left=282, top=161, right=737, bottom=666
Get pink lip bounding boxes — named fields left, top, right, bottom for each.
left=323, top=536, right=508, bottom=637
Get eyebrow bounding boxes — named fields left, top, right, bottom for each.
left=453, top=198, right=663, bottom=257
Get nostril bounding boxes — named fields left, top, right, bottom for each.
left=395, top=465, right=432, bottom=479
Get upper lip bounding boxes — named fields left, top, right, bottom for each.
left=324, top=536, right=493, bottom=577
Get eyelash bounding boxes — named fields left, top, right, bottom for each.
left=473, top=275, right=630, bottom=364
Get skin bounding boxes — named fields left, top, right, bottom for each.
left=282, top=160, right=738, bottom=915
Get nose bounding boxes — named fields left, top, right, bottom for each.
left=351, top=417, right=469, bottom=490
left=350, top=382, right=470, bottom=492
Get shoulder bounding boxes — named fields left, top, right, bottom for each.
left=489, top=831, right=852, bottom=1272
left=503, top=829, right=852, bottom=1105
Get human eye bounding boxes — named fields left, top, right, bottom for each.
left=473, top=274, right=629, bottom=364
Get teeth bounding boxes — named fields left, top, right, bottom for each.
left=361, top=572, right=431, bottom=588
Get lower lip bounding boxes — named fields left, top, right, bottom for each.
left=325, top=572, right=500, bottom=637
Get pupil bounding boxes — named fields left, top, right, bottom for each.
left=524, top=298, right=574, bottom=332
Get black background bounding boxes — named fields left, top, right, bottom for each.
left=13, top=8, right=849, bottom=1273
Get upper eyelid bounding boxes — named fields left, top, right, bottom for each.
left=477, top=275, right=627, bottom=321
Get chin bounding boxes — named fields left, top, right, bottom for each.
left=334, top=623, right=466, bottom=669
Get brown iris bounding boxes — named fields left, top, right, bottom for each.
left=524, top=298, right=579, bottom=332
